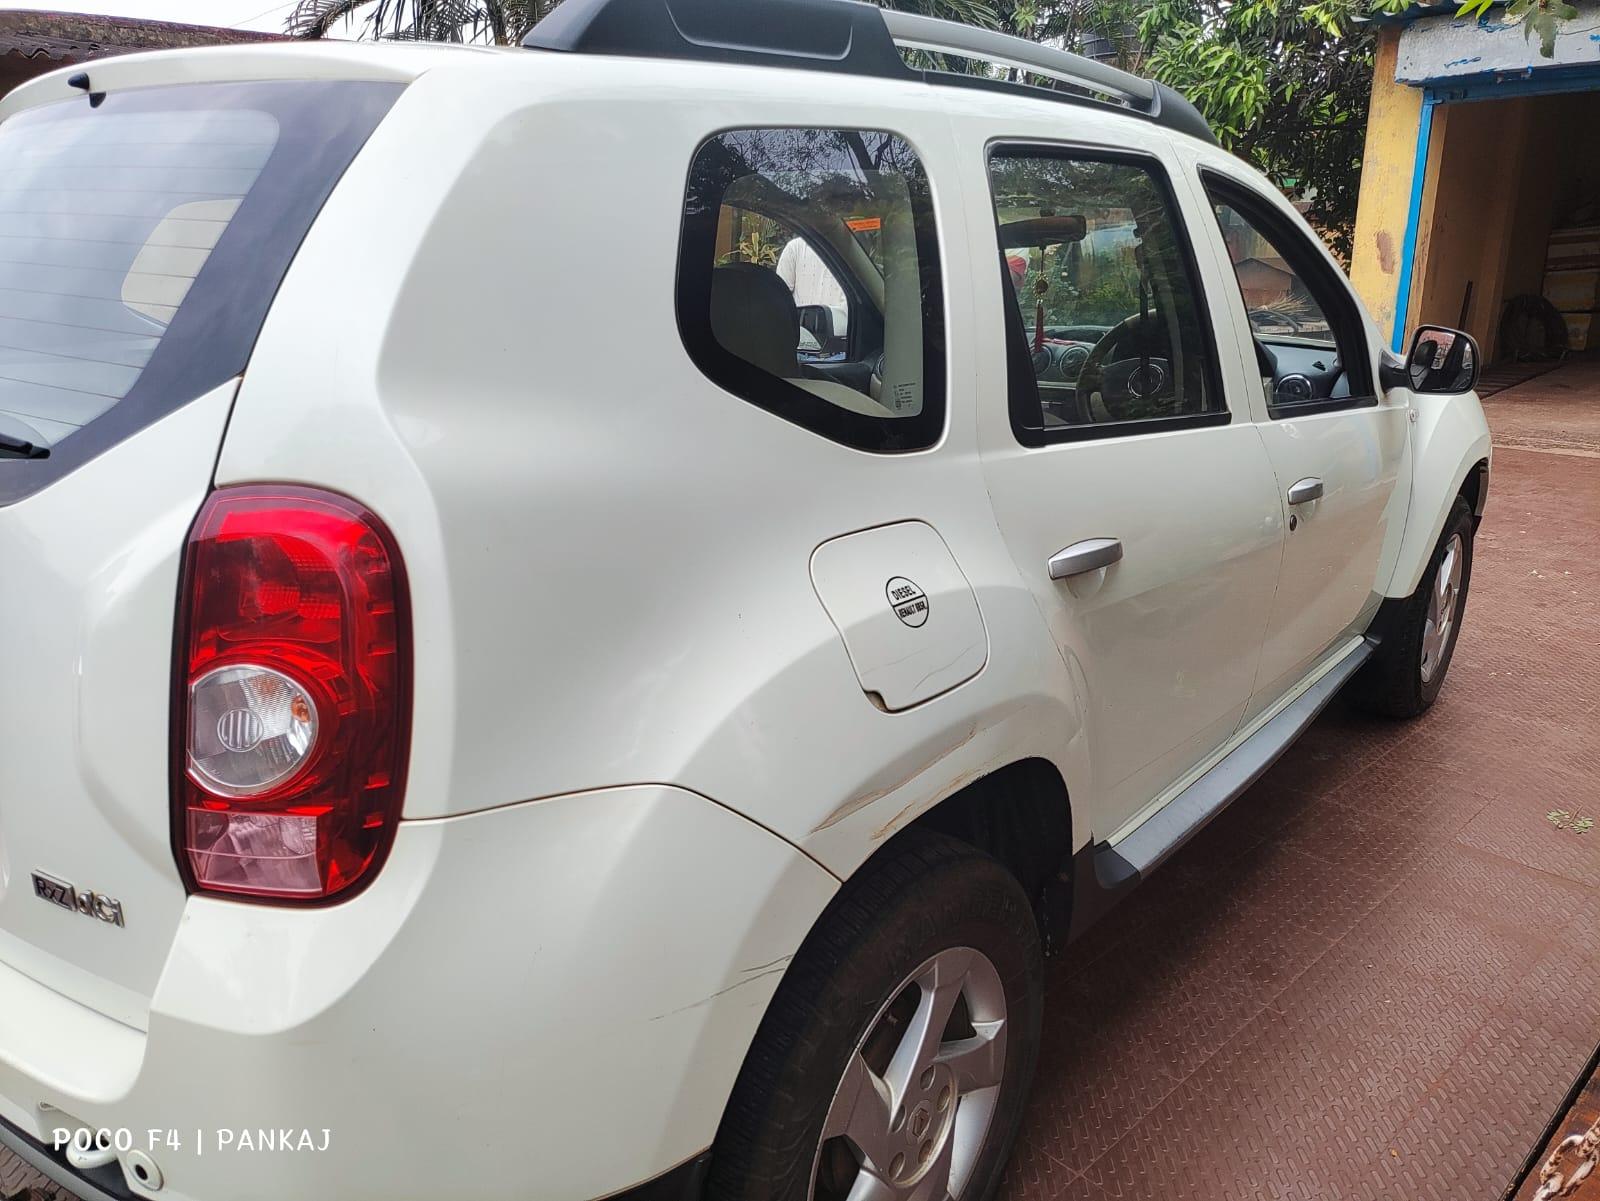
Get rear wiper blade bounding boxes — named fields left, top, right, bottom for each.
left=0, top=416, right=49, bottom=459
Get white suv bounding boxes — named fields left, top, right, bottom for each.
left=0, top=1, right=1489, bottom=1199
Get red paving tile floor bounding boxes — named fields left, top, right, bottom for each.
left=999, top=357, right=1600, bottom=1201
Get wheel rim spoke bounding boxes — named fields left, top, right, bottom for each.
left=933, top=1020, right=1007, bottom=1093
left=883, top=950, right=972, bottom=1110
left=843, top=1166, right=902, bottom=1201
left=822, top=1050, right=899, bottom=1172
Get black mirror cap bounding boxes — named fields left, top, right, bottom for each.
left=1382, top=324, right=1482, bottom=395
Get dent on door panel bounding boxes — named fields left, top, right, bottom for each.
left=810, top=522, right=989, bottom=711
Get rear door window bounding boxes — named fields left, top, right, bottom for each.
left=0, top=80, right=401, bottom=505
left=678, top=128, right=946, bottom=454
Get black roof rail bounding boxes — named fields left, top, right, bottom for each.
left=520, top=0, right=1216, bottom=145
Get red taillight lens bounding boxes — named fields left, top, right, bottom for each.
left=175, top=485, right=411, bottom=903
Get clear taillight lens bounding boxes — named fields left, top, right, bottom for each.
left=188, top=664, right=319, bottom=797
left=175, top=486, right=411, bottom=903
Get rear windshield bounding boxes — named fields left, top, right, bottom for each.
left=0, top=79, right=401, bottom=505
left=0, top=108, right=277, bottom=443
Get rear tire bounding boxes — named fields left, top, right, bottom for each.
left=707, top=830, right=1043, bottom=1201
left=1357, top=496, right=1475, bottom=718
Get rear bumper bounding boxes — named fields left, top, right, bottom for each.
left=0, top=1125, right=711, bottom=1201
left=0, top=1125, right=713, bottom=1201
left=0, top=1127, right=709, bottom=1201
left=0, top=785, right=835, bottom=1201
left=0, top=1114, right=135, bottom=1201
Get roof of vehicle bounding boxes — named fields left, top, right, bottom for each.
left=2, top=0, right=1215, bottom=146
left=0, top=36, right=499, bottom=119
left=525, top=0, right=1215, bottom=144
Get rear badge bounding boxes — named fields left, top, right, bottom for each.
left=32, top=871, right=125, bottom=928
left=886, top=577, right=930, bottom=628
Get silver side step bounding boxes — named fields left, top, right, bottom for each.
left=878, top=9, right=1157, bottom=105
left=1091, top=639, right=1376, bottom=896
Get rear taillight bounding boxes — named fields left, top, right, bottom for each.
left=174, top=485, right=410, bottom=903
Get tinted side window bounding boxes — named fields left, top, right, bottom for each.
left=1213, top=204, right=1335, bottom=343
left=987, top=148, right=1223, bottom=445
left=1204, top=174, right=1376, bottom=414
left=679, top=129, right=945, bottom=453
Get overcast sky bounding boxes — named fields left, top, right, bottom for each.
left=8, top=1, right=355, bottom=35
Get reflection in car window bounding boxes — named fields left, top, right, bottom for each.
left=1212, top=203, right=1336, bottom=349
left=987, top=150, right=1221, bottom=440
left=1203, top=179, right=1376, bottom=414
left=678, top=128, right=945, bottom=454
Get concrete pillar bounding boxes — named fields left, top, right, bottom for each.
left=1349, top=27, right=1423, bottom=340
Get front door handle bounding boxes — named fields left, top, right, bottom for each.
left=1287, top=477, right=1324, bottom=505
left=1049, top=537, right=1123, bottom=580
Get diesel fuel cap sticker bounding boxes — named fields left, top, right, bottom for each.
left=886, top=577, right=929, bottom=628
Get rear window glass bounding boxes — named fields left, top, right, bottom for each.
left=0, top=108, right=278, bottom=445
left=0, top=80, right=401, bottom=506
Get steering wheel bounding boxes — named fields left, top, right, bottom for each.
left=1076, top=312, right=1173, bottom=422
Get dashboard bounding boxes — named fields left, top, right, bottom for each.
left=1260, top=337, right=1350, bottom=403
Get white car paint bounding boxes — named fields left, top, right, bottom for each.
left=1386, top=388, right=1493, bottom=596
left=0, top=36, right=1489, bottom=1201
left=1, top=785, right=836, bottom=1201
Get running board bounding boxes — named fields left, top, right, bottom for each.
left=1066, top=639, right=1375, bottom=940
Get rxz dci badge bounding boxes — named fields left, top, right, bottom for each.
left=887, top=577, right=929, bottom=628
left=32, top=871, right=125, bottom=928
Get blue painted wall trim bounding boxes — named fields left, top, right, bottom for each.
left=1428, top=63, right=1600, bottom=102
left=1391, top=90, right=1437, bottom=351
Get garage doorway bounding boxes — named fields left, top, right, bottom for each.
left=1400, top=78, right=1600, bottom=364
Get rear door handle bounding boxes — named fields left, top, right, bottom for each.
left=1287, top=477, right=1324, bottom=505
left=1048, top=537, right=1123, bottom=580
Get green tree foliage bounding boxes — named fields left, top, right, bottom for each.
left=1137, top=0, right=1373, bottom=258
left=289, top=0, right=1006, bottom=44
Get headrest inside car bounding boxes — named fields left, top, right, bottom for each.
left=711, top=263, right=800, bottom=379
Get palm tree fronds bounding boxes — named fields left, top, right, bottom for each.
left=288, top=0, right=374, bottom=38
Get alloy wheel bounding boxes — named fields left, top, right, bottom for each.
left=1421, top=532, right=1464, bottom=684
left=810, top=947, right=1008, bottom=1201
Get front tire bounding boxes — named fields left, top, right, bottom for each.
left=1358, top=495, right=1475, bottom=718
left=707, top=830, right=1043, bottom=1201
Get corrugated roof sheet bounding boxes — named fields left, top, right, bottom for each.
left=0, top=8, right=284, bottom=63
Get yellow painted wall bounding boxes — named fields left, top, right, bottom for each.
left=1349, top=28, right=1422, bottom=338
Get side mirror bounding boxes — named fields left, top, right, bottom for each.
left=1384, top=324, right=1481, bottom=394
left=796, top=304, right=835, bottom=348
